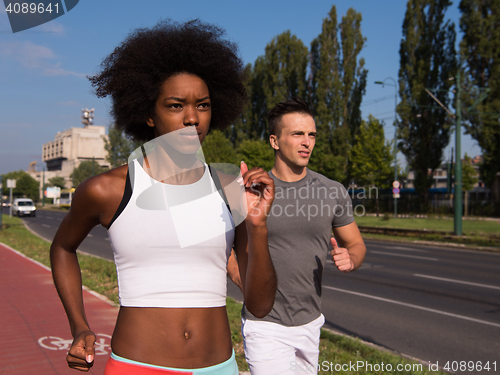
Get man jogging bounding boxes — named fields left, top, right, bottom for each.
left=234, top=97, right=366, bottom=375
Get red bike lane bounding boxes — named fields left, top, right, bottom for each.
left=0, top=242, right=118, bottom=375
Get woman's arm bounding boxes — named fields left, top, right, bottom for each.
left=50, top=169, right=125, bottom=371
left=227, top=249, right=243, bottom=292
left=232, top=162, right=276, bottom=318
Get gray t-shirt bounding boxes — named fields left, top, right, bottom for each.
left=243, top=169, right=354, bottom=326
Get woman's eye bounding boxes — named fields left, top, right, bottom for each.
left=168, top=103, right=182, bottom=109
left=198, top=102, right=210, bottom=109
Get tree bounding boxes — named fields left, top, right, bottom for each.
left=349, top=116, right=394, bottom=215
left=201, top=130, right=238, bottom=165
left=71, top=161, right=106, bottom=188
left=236, top=139, right=275, bottom=172
left=263, top=31, right=309, bottom=116
left=1, top=170, right=39, bottom=201
left=397, top=0, right=457, bottom=210
left=104, top=126, right=141, bottom=168
left=48, top=176, right=67, bottom=189
left=462, top=153, right=478, bottom=217
left=242, top=32, right=309, bottom=141
left=309, top=6, right=368, bottom=183
left=459, top=0, right=500, bottom=201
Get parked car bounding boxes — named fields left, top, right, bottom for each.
left=12, top=198, right=36, bottom=217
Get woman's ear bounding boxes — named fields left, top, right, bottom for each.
left=269, top=135, right=279, bottom=150
left=147, top=118, right=155, bottom=128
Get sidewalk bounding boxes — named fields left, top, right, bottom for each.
left=0, top=242, right=118, bottom=375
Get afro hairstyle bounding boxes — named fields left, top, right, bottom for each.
left=89, top=19, right=247, bottom=142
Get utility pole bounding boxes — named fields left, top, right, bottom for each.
left=42, top=167, right=45, bottom=206
left=375, top=78, right=399, bottom=218
left=454, top=72, right=462, bottom=235
left=426, top=71, right=489, bottom=236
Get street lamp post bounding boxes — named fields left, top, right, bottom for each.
left=375, top=78, right=399, bottom=218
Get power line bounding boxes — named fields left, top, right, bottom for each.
left=361, top=95, right=395, bottom=107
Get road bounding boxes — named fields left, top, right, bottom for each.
left=11, top=208, right=500, bottom=374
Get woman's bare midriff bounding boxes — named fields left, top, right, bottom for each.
left=111, top=306, right=232, bottom=368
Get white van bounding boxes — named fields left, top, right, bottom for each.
left=12, top=198, right=36, bottom=217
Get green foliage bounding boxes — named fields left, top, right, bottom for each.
left=48, top=176, right=66, bottom=189
left=104, top=126, right=141, bottom=168
left=239, top=32, right=309, bottom=142
left=202, top=130, right=238, bottom=165
left=1, top=170, right=39, bottom=201
left=229, top=5, right=368, bottom=186
left=349, top=115, right=394, bottom=189
left=459, top=0, right=500, bottom=199
left=462, top=153, right=478, bottom=192
left=462, top=153, right=479, bottom=217
left=226, top=64, right=254, bottom=146
left=71, top=161, right=107, bottom=188
left=236, top=139, right=275, bottom=171
left=262, top=31, right=309, bottom=113
left=397, top=0, right=457, bottom=209
left=309, top=6, right=367, bottom=183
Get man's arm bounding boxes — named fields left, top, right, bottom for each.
left=331, top=221, right=366, bottom=272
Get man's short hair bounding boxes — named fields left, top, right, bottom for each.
left=268, top=97, right=313, bottom=137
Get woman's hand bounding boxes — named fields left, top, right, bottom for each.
left=239, top=161, right=275, bottom=227
left=66, top=330, right=96, bottom=371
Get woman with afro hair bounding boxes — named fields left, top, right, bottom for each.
left=50, top=20, right=276, bottom=375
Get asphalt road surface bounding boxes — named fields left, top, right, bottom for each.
left=12, top=208, right=500, bottom=375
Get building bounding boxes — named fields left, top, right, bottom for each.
left=42, top=124, right=109, bottom=177
left=28, top=109, right=109, bottom=196
left=403, top=157, right=490, bottom=206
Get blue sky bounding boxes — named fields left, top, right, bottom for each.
left=0, top=0, right=477, bottom=175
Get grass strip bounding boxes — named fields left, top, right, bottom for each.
left=354, top=216, right=500, bottom=235
left=355, top=216, right=500, bottom=249
left=360, top=231, right=500, bottom=249
left=1, top=214, right=446, bottom=374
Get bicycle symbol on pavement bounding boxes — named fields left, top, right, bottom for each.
left=38, top=334, right=112, bottom=355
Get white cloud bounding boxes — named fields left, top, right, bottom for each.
left=0, top=40, right=84, bottom=77
left=44, top=63, right=86, bottom=78
left=0, top=40, right=55, bottom=68
left=38, top=21, right=66, bottom=35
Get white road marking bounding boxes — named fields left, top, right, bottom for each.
left=41, top=224, right=51, bottom=228
left=324, top=286, right=500, bottom=329
left=414, top=274, right=500, bottom=291
left=371, top=251, right=438, bottom=261
left=87, top=234, right=93, bottom=237
left=387, top=246, right=429, bottom=253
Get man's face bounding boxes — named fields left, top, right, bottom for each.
left=270, top=113, right=316, bottom=169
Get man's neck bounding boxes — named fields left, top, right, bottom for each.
left=271, top=159, right=308, bottom=182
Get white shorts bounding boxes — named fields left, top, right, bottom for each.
left=241, top=314, right=325, bottom=375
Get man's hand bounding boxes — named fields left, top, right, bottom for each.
left=66, top=330, right=96, bottom=371
left=331, top=237, right=354, bottom=273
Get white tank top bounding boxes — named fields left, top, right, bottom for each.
left=107, top=159, right=235, bottom=308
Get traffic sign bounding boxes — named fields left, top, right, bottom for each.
left=392, top=187, right=400, bottom=194
left=393, top=193, right=400, bottom=199
left=392, top=180, right=400, bottom=189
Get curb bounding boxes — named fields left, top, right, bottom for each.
left=362, top=233, right=500, bottom=253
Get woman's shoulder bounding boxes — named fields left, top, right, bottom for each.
left=72, top=165, right=129, bottom=214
